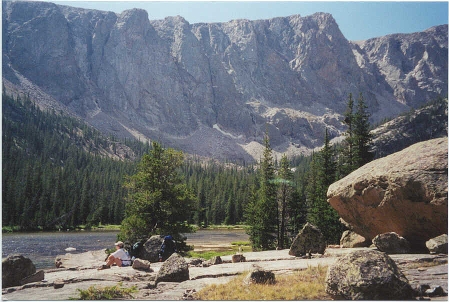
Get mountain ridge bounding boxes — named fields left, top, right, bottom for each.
left=2, top=1, right=447, bottom=161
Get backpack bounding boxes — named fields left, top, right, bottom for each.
left=129, top=241, right=143, bottom=258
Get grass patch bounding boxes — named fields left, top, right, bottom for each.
left=187, top=243, right=252, bottom=260
left=231, top=241, right=251, bottom=246
left=195, top=265, right=330, bottom=300
left=70, top=282, right=137, bottom=300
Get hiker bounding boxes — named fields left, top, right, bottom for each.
left=98, top=241, right=132, bottom=270
left=159, top=235, right=177, bottom=261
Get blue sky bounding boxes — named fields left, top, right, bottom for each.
left=52, top=1, right=448, bottom=41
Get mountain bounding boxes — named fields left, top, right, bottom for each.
left=371, top=97, right=448, bottom=158
left=2, top=1, right=447, bottom=162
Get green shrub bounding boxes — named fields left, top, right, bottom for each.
left=71, top=282, right=137, bottom=300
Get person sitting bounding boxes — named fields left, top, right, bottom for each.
left=158, top=235, right=177, bottom=262
left=98, top=241, right=131, bottom=270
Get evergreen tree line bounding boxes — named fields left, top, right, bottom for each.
left=245, top=93, right=374, bottom=249
left=3, top=91, right=372, bottom=245
left=2, top=93, right=149, bottom=230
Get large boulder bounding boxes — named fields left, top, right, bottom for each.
left=289, top=222, right=326, bottom=256
left=373, top=232, right=411, bottom=254
left=325, top=250, right=415, bottom=300
left=340, top=230, right=370, bottom=248
left=2, top=255, right=36, bottom=288
left=155, top=253, right=189, bottom=284
left=327, top=138, right=448, bottom=249
left=426, top=234, right=448, bottom=254
left=140, top=235, right=164, bottom=262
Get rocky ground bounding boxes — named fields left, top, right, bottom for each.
left=2, top=247, right=447, bottom=300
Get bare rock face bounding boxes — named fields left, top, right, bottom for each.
left=325, top=250, right=415, bottom=300
left=373, top=232, right=411, bottom=254
left=2, top=255, right=36, bottom=288
left=2, top=1, right=447, bottom=161
left=155, top=253, right=189, bottom=284
left=328, top=137, right=448, bottom=249
left=289, top=222, right=326, bottom=256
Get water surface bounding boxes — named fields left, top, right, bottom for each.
left=2, top=229, right=249, bottom=269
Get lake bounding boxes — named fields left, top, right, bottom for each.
left=2, top=229, right=249, bottom=269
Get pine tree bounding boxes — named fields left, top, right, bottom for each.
left=353, top=92, right=373, bottom=167
left=307, top=129, right=344, bottom=244
left=276, top=154, right=294, bottom=249
left=339, top=92, right=373, bottom=177
left=119, top=141, right=196, bottom=250
left=340, top=93, right=356, bottom=176
left=245, top=131, right=278, bottom=250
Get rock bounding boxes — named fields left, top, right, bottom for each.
left=3, top=0, right=448, bottom=162
left=141, top=235, right=164, bottom=262
left=132, top=258, right=152, bottom=271
left=328, top=138, right=448, bottom=249
left=425, top=286, right=447, bottom=297
left=426, top=234, right=448, bottom=254
left=20, top=270, right=44, bottom=285
left=243, top=268, right=275, bottom=285
left=373, top=232, right=412, bottom=254
left=209, top=256, right=223, bottom=265
left=231, top=254, right=246, bottom=263
left=2, top=255, right=36, bottom=288
left=155, top=253, right=189, bottom=284
left=325, top=250, right=415, bottom=300
left=289, top=222, right=326, bottom=256
left=340, top=230, right=370, bottom=248
left=53, top=281, right=65, bottom=289
left=182, top=289, right=197, bottom=300
left=187, top=258, right=204, bottom=267
left=55, top=249, right=108, bottom=270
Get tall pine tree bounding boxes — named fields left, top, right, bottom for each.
left=307, top=128, right=344, bottom=244
left=276, top=154, right=294, bottom=249
left=245, top=131, right=278, bottom=250
left=353, top=92, right=373, bottom=167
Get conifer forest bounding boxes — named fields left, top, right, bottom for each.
left=2, top=91, right=384, bottom=247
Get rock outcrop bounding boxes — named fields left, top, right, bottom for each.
left=373, top=232, right=411, bottom=254
left=2, top=1, right=447, bottom=161
left=327, top=137, right=448, bottom=249
left=325, top=250, right=415, bottom=300
left=289, top=222, right=326, bottom=256
left=2, top=248, right=447, bottom=300
left=2, top=255, right=36, bottom=288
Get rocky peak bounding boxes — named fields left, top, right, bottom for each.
left=2, top=2, right=447, bottom=161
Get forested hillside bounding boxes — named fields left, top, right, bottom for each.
left=3, top=90, right=445, bottom=243
left=2, top=93, right=150, bottom=230
left=2, top=93, right=303, bottom=231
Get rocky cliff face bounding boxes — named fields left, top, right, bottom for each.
left=3, top=1, right=447, bottom=161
